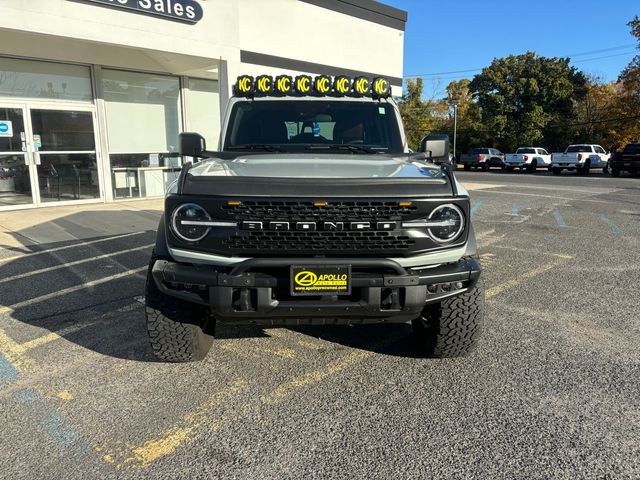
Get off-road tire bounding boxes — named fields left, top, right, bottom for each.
left=412, top=282, right=484, bottom=358
left=145, top=252, right=214, bottom=362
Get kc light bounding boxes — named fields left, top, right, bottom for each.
left=275, top=75, right=293, bottom=95
left=333, top=76, right=351, bottom=95
left=372, top=77, right=391, bottom=98
left=171, top=204, right=212, bottom=243
left=353, top=76, right=370, bottom=96
left=233, top=74, right=391, bottom=98
left=255, top=75, right=273, bottom=95
left=313, top=75, right=332, bottom=95
left=295, top=75, right=313, bottom=95
left=234, top=75, right=254, bottom=96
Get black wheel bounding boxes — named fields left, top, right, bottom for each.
left=552, top=167, right=562, bottom=175
left=482, top=163, right=489, bottom=172
left=505, top=166, right=514, bottom=172
left=603, top=163, right=609, bottom=174
left=579, top=161, right=591, bottom=175
left=610, top=168, right=620, bottom=177
left=412, top=283, right=484, bottom=358
left=145, top=252, right=214, bottom=362
left=526, top=160, right=537, bottom=173
left=547, top=166, right=553, bottom=173
left=464, top=164, right=471, bottom=171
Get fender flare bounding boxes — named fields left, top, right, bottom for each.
left=154, top=215, right=172, bottom=258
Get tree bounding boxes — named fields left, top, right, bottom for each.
left=397, top=78, right=447, bottom=151
left=443, top=79, right=485, bottom=156
left=469, top=52, right=587, bottom=152
left=610, top=16, right=640, bottom=148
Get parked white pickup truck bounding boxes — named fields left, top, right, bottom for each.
left=504, top=147, right=552, bottom=173
left=551, top=144, right=611, bottom=175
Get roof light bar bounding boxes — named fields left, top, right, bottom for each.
left=233, top=74, right=392, bottom=98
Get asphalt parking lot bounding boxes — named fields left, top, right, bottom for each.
left=0, top=171, right=639, bottom=479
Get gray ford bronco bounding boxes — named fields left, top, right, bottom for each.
left=145, top=74, right=483, bottom=362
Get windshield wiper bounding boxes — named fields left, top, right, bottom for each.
left=305, top=144, right=385, bottom=154
left=227, top=144, right=284, bottom=152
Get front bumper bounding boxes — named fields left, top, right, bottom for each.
left=151, top=257, right=481, bottom=325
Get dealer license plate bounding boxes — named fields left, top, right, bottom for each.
left=290, top=265, right=351, bottom=296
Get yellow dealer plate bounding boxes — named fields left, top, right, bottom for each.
left=291, top=265, right=351, bottom=296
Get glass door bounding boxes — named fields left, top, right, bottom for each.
left=0, top=104, right=37, bottom=209
left=29, top=106, right=101, bottom=205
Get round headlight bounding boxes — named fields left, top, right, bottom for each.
left=170, top=204, right=211, bottom=242
left=428, top=204, right=465, bottom=243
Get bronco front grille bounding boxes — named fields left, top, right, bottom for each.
left=222, top=200, right=418, bottom=221
left=223, top=230, right=415, bottom=253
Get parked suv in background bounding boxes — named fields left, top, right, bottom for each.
left=610, top=143, right=640, bottom=177
left=460, top=148, right=505, bottom=171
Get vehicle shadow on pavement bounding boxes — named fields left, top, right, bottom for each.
left=1, top=209, right=423, bottom=363
left=289, top=323, right=421, bottom=358
left=0, top=210, right=162, bottom=363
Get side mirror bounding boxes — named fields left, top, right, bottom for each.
left=419, top=134, right=450, bottom=163
left=179, top=132, right=206, bottom=157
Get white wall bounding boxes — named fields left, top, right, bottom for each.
left=0, top=0, right=404, bottom=91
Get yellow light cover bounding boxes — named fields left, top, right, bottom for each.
left=295, top=75, right=312, bottom=95
left=399, top=201, right=412, bottom=207
left=234, top=75, right=254, bottom=95
left=275, top=75, right=293, bottom=95
left=314, top=75, right=331, bottom=95
left=313, top=201, right=328, bottom=207
left=227, top=201, right=242, bottom=206
left=372, top=77, right=391, bottom=97
left=255, top=75, right=273, bottom=94
left=333, top=76, right=351, bottom=95
left=353, top=76, right=370, bottom=96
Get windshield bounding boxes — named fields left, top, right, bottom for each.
left=623, top=144, right=640, bottom=154
left=516, top=148, right=536, bottom=154
left=223, top=100, right=403, bottom=154
left=566, top=145, right=592, bottom=153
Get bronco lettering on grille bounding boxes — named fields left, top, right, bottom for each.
left=240, top=221, right=397, bottom=231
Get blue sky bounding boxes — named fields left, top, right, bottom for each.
left=384, top=0, right=640, bottom=97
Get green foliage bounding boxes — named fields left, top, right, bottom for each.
left=469, top=52, right=587, bottom=152
left=397, top=78, right=448, bottom=151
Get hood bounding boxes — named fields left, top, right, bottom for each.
left=188, top=154, right=444, bottom=179
left=179, top=154, right=456, bottom=199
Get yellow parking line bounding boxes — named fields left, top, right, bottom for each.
left=118, top=379, right=248, bottom=468
left=0, top=328, right=35, bottom=373
left=0, top=231, right=147, bottom=265
left=260, top=349, right=371, bottom=405
left=0, top=244, right=154, bottom=284
left=219, top=342, right=297, bottom=359
left=490, top=245, right=574, bottom=260
left=0, top=267, right=146, bottom=316
left=486, top=256, right=570, bottom=299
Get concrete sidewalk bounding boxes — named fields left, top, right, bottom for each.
left=0, top=199, right=163, bottom=254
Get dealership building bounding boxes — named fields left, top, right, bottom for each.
left=0, top=0, right=406, bottom=211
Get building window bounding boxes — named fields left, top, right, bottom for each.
left=186, top=78, right=220, bottom=149
left=0, top=57, right=92, bottom=102
left=101, top=69, right=182, bottom=199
